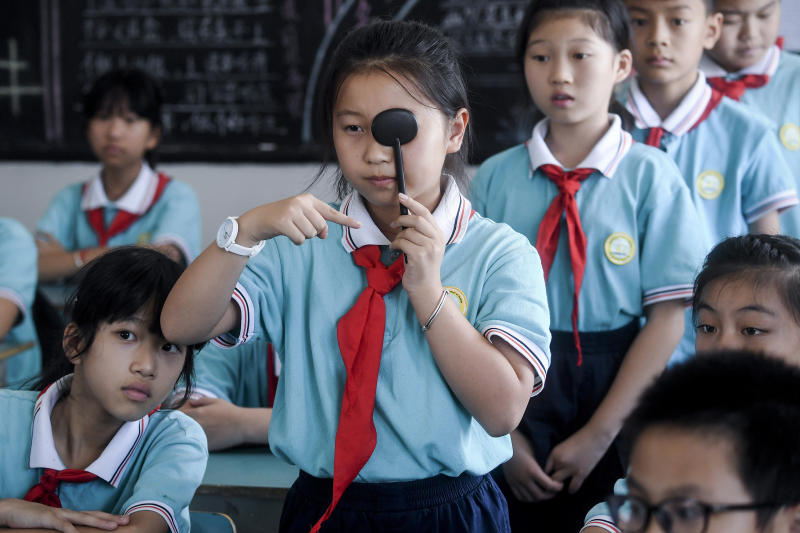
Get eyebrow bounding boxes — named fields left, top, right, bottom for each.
left=696, top=302, right=776, bottom=316
left=627, top=4, right=692, bottom=13
left=527, top=38, right=597, bottom=47
left=334, top=110, right=364, bottom=119
left=720, top=0, right=776, bottom=14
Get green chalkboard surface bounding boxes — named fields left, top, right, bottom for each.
left=0, top=0, right=534, bottom=162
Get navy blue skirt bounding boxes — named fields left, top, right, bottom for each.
left=280, top=470, right=511, bottom=533
left=500, top=320, right=639, bottom=532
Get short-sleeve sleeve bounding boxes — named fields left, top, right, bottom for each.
left=36, top=185, right=82, bottom=250
left=121, top=413, right=208, bottom=533
left=741, top=132, right=798, bottom=223
left=638, top=157, right=709, bottom=307
left=149, top=180, right=202, bottom=262
left=473, top=227, right=551, bottom=395
left=0, top=219, right=37, bottom=320
left=582, top=478, right=627, bottom=532
left=214, top=238, right=285, bottom=351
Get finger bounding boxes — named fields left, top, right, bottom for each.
left=528, top=481, right=558, bottom=501
left=57, top=510, right=122, bottom=530
left=398, top=193, right=433, bottom=219
left=510, top=482, right=533, bottom=503
left=391, top=215, right=439, bottom=239
left=318, top=202, right=362, bottom=228
left=568, top=473, right=587, bottom=494
left=83, top=511, right=131, bottom=523
left=282, top=224, right=308, bottom=245
left=393, top=228, right=428, bottom=248
left=306, top=210, right=330, bottom=239
left=532, top=460, right=565, bottom=493
left=293, top=217, right=319, bottom=239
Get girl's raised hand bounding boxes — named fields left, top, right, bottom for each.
left=0, top=498, right=129, bottom=532
left=240, top=193, right=361, bottom=246
left=390, top=193, right=445, bottom=295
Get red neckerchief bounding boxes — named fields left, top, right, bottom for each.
left=85, top=173, right=170, bottom=247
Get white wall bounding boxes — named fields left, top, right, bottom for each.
left=0, top=162, right=336, bottom=247
left=780, top=2, right=800, bottom=52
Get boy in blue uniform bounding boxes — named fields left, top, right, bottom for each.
left=176, top=339, right=278, bottom=451
left=0, top=218, right=41, bottom=389
left=700, top=0, right=800, bottom=237
left=622, top=0, right=797, bottom=362
left=36, top=69, right=201, bottom=282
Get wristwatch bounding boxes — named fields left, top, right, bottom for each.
left=216, top=216, right=265, bottom=257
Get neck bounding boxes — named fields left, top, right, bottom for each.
left=639, top=71, right=699, bottom=121
left=546, top=114, right=611, bottom=169
left=101, top=162, right=143, bottom=201
left=50, top=375, right=124, bottom=470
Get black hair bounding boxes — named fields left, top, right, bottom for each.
left=82, top=68, right=164, bottom=168
left=315, top=19, right=472, bottom=199
left=35, top=247, right=204, bottom=406
left=692, top=234, right=800, bottom=326
left=516, top=0, right=635, bottom=129
left=623, top=350, right=800, bottom=528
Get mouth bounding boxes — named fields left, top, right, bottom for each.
left=551, top=93, right=574, bottom=108
left=646, top=56, right=672, bottom=67
left=103, top=145, right=123, bottom=155
left=366, top=175, right=397, bottom=188
left=122, top=384, right=151, bottom=402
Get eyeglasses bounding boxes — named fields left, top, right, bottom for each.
left=607, top=494, right=780, bottom=533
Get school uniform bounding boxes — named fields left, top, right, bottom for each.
left=701, top=44, right=800, bottom=237
left=624, top=72, right=798, bottom=363
left=470, top=115, right=707, bottom=532
left=582, top=478, right=627, bottom=532
left=192, top=339, right=279, bottom=407
left=0, top=218, right=41, bottom=389
left=0, top=375, right=208, bottom=533
left=37, top=164, right=201, bottom=263
left=215, top=176, right=552, bottom=532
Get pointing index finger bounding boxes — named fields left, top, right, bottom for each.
left=320, top=201, right=362, bottom=229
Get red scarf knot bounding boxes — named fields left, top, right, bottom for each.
left=310, top=244, right=404, bottom=533
left=707, top=74, right=769, bottom=101
left=24, top=468, right=98, bottom=508
left=535, top=164, right=596, bottom=366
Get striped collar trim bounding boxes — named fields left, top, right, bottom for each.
left=81, top=163, right=160, bottom=215
left=627, top=72, right=712, bottom=136
left=700, top=44, right=781, bottom=78
left=525, top=114, right=632, bottom=179
left=29, top=374, right=150, bottom=488
left=339, top=175, right=472, bottom=253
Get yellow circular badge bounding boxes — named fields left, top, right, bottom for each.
left=443, top=286, right=468, bottom=316
left=780, top=123, right=800, bottom=151
left=604, top=232, right=636, bottom=265
left=696, top=170, right=725, bottom=200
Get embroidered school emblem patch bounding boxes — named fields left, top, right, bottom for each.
left=696, top=170, right=725, bottom=200
left=604, top=232, right=635, bottom=265
left=780, top=123, right=800, bottom=151
left=444, top=286, right=468, bottom=315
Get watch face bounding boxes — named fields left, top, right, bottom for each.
left=218, top=218, right=234, bottom=244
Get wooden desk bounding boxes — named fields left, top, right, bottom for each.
left=191, top=446, right=299, bottom=533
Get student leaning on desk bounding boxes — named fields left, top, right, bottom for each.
left=0, top=218, right=41, bottom=389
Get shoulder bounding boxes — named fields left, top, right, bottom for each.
left=145, top=410, right=207, bottom=449
left=0, top=217, right=34, bottom=243
left=778, top=50, right=800, bottom=73
left=712, top=96, right=775, bottom=133
left=463, top=213, right=538, bottom=258
left=158, top=177, right=199, bottom=201
left=474, top=144, right=528, bottom=179
left=616, top=143, right=685, bottom=193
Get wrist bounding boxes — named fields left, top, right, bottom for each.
left=583, top=417, right=618, bottom=447
left=232, top=212, right=266, bottom=247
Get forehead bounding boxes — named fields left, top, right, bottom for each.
left=699, top=274, right=785, bottom=312
left=334, top=70, right=433, bottom=117
left=629, top=426, right=748, bottom=501
left=714, top=0, right=778, bottom=12
left=626, top=0, right=706, bottom=14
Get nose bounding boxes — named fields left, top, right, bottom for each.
left=739, top=15, right=756, bottom=42
left=107, top=116, right=125, bottom=138
left=647, top=17, right=669, bottom=48
left=549, top=54, right=572, bottom=85
left=130, top=346, right=156, bottom=378
left=364, top=133, right=392, bottom=167
left=711, top=329, right=745, bottom=353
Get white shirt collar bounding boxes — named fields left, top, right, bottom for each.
left=626, top=72, right=712, bottom=136
left=80, top=164, right=159, bottom=214
left=525, top=114, right=632, bottom=178
left=339, top=175, right=472, bottom=253
left=700, top=44, right=781, bottom=78
left=29, top=375, right=151, bottom=487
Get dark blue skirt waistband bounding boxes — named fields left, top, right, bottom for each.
left=294, top=470, right=489, bottom=512
left=550, top=319, right=639, bottom=356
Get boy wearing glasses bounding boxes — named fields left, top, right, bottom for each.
left=583, top=350, right=800, bottom=533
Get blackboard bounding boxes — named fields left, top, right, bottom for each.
left=0, top=0, right=534, bottom=163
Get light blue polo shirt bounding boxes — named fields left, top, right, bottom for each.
left=0, top=218, right=41, bottom=388
left=624, top=73, right=798, bottom=363
left=582, top=478, right=627, bottom=532
left=215, top=177, right=552, bottom=482
left=701, top=46, right=800, bottom=237
left=0, top=376, right=208, bottom=533
left=472, top=115, right=706, bottom=333
left=191, top=339, right=277, bottom=407
left=37, top=164, right=201, bottom=262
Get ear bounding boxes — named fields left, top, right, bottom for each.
left=145, top=125, right=162, bottom=151
left=445, top=108, right=469, bottom=154
left=614, top=49, right=634, bottom=84
left=703, top=12, right=724, bottom=50
left=62, top=323, right=86, bottom=364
